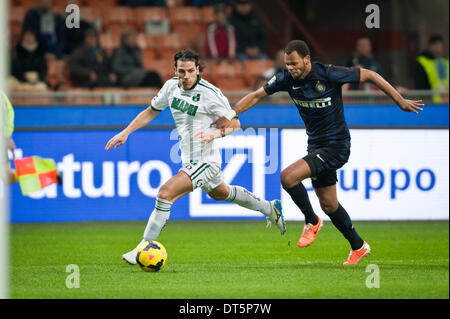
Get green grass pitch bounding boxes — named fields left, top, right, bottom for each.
left=10, top=220, right=449, bottom=299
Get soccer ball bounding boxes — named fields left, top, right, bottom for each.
left=136, top=240, right=168, bottom=272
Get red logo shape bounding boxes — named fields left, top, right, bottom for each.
left=148, top=255, right=154, bottom=261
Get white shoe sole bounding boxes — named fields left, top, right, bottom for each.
left=270, top=200, right=286, bottom=235
left=122, top=251, right=137, bottom=265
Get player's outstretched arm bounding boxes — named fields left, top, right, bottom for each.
left=195, top=118, right=241, bottom=146
left=360, top=68, right=424, bottom=114
left=211, top=87, right=268, bottom=130
left=105, top=107, right=160, bottom=150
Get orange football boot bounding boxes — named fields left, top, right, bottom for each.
left=297, top=216, right=323, bottom=247
left=343, top=241, right=371, bottom=265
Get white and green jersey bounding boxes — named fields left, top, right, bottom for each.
left=150, top=76, right=233, bottom=165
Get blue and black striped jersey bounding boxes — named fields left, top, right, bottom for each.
left=264, top=62, right=360, bottom=147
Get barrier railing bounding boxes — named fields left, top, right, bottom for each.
left=9, top=89, right=449, bottom=106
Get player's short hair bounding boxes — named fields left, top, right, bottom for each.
left=174, top=49, right=204, bottom=72
left=285, top=40, right=310, bottom=58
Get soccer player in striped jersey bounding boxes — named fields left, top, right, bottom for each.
left=212, top=40, right=424, bottom=265
left=105, top=49, right=285, bottom=265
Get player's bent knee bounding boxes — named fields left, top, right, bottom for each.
left=157, top=186, right=173, bottom=202
left=280, top=169, right=301, bottom=189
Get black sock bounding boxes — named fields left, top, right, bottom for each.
left=284, top=182, right=318, bottom=225
left=328, top=204, right=364, bottom=250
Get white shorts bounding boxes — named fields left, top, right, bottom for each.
left=179, top=160, right=223, bottom=193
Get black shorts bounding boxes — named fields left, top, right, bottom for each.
left=302, top=142, right=351, bottom=188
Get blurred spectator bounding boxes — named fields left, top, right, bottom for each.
left=10, top=28, right=48, bottom=91
left=112, top=29, right=163, bottom=88
left=262, top=49, right=285, bottom=80
left=68, top=29, right=118, bottom=88
left=22, top=0, right=66, bottom=60
left=414, top=33, right=449, bottom=102
left=345, top=36, right=384, bottom=90
left=63, top=0, right=95, bottom=56
left=191, top=0, right=231, bottom=6
left=229, top=0, right=267, bottom=60
left=253, top=49, right=285, bottom=89
left=119, top=0, right=167, bottom=6
left=204, top=4, right=236, bottom=61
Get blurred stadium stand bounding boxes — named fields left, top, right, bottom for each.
left=8, top=89, right=448, bottom=107
left=6, top=0, right=449, bottom=106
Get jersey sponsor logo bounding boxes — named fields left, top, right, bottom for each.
left=315, top=81, right=326, bottom=93
left=171, top=97, right=199, bottom=116
left=292, top=97, right=332, bottom=109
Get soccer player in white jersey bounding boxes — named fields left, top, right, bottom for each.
left=105, top=49, right=286, bottom=265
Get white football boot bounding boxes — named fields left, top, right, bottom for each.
left=122, top=240, right=145, bottom=265
left=266, top=199, right=286, bottom=235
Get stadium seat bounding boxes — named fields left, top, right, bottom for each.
left=136, top=7, right=169, bottom=34
left=139, top=34, right=160, bottom=51
left=200, top=62, right=213, bottom=82
left=102, top=6, right=136, bottom=33
left=213, top=76, right=248, bottom=91
left=9, top=6, right=25, bottom=42
left=209, top=60, right=249, bottom=91
left=174, top=24, right=205, bottom=50
left=169, top=7, right=204, bottom=46
left=9, top=6, right=27, bottom=24
left=145, top=58, right=175, bottom=83
left=169, top=6, right=202, bottom=23
left=200, top=6, right=215, bottom=24
left=142, top=48, right=158, bottom=65
left=243, top=59, right=274, bottom=88
left=52, top=0, right=66, bottom=13
left=136, top=7, right=169, bottom=22
left=82, top=0, right=117, bottom=7
left=155, top=33, right=186, bottom=60
left=9, top=22, right=22, bottom=45
left=79, top=6, right=102, bottom=24
left=16, top=0, right=38, bottom=10
left=209, top=60, right=243, bottom=77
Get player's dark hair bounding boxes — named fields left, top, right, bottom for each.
left=285, top=40, right=310, bottom=58
left=174, top=49, right=204, bottom=72
left=428, top=33, right=445, bottom=45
